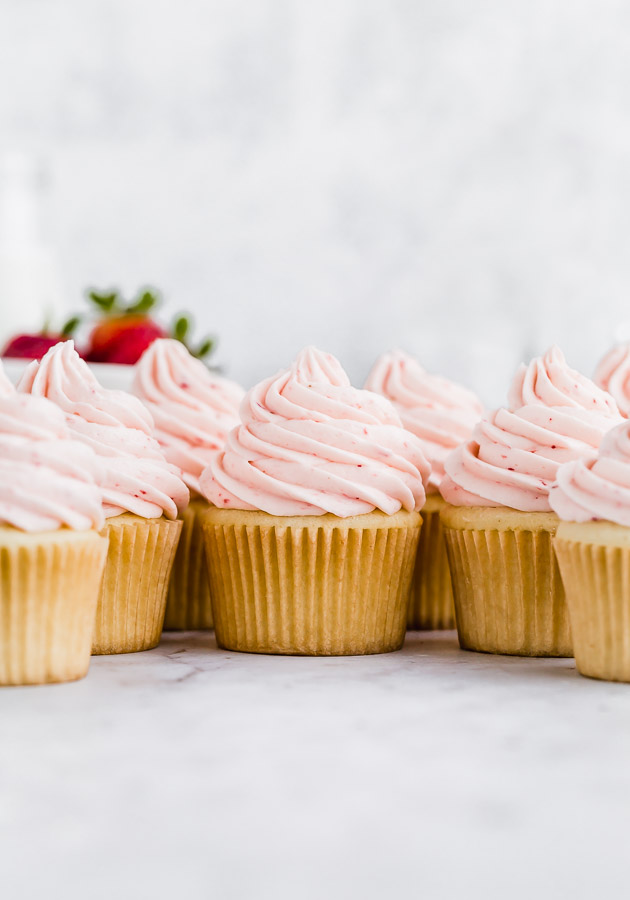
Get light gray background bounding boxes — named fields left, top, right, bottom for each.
left=2, top=0, right=629, bottom=403
left=2, top=7, right=629, bottom=899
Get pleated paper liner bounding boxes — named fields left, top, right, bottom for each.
left=555, top=521, right=630, bottom=682
left=163, top=498, right=213, bottom=630
left=202, top=507, right=422, bottom=656
left=441, top=505, right=572, bottom=657
left=0, top=528, right=108, bottom=685
left=408, top=493, right=454, bottom=630
left=93, top=514, right=182, bottom=655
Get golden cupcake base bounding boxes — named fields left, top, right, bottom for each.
left=202, top=507, right=422, bottom=656
left=441, top=506, right=572, bottom=657
left=555, top=521, right=630, bottom=682
left=408, top=494, right=454, bottom=630
left=163, top=498, right=213, bottom=630
left=93, top=514, right=182, bottom=655
left=0, top=528, right=108, bottom=685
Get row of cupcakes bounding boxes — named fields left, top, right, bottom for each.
left=437, top=347, right=622, bottom=665
left=0, top=341, right=432, bottom=682
left=444, top=346, right=630, bottom=684
left=141, top=337, right=630, bottom=681
left=3, top=336, right=630, bottom=684
left=0, top=344, right=190, bottom=685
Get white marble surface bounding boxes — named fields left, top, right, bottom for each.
left=1, top=631, right=629, bottom=899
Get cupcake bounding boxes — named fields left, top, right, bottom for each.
left=199, top=346, right=431, bottom=656
left=594, top=343, right=630, bottom=416
left=440, top=346, right=623, bottom=657
left=551, top=420, right=630, bottom=681
left=365, top=349, right=484, bottom=630
left=133, top=339, right=243, bottom=629
left=0, top=391, right=107, bottom=684
left=18, top=342, right=189, bottom=654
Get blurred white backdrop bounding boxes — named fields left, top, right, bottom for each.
left=2, top=0, right=630, bottom=405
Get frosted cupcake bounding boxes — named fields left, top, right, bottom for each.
left=0, top=390, right=107, bottom=684
left=199, top=347, right=431, bottom=656
left=133, top=339, right=243, bottom=630
left=440, top=346, right=622, bottom=657
left=365, top=349, right=483, bottom=630
left=551, top=420, right=630, bottom=681
left=18, top=342, right=189, bottom=654
left=594, top=343, right=630, bottom=416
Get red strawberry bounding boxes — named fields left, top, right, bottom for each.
left=83, top=288, right=215, bottom=365
left=85, top=316, right=167, bottom=364
left=83, top=289, right=167, bottom=364
left=2, top=317, right=82, bottom=360
left=2, top=334, right=67, bottom=359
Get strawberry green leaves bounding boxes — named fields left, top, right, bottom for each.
left=171, top=314, right=214, bottom=360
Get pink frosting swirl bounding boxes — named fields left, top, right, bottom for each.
left=18, top=341, right=189, bottom=519
left=550, top=420, right=630, bottom=526
left=440, top=347, right=623, bottom=511
left=365, top=349, right=484, bottom=490
left=509, top=345, right=619, bottom=415
left=133, top=339, right=243, bottom=495
left=0, top=361, right=14, bottom=396
left=0, top=393, right=104, bottom=532
left=200, top=346, right=431, bottom=516
left=594, top=344, right=630, bottom=417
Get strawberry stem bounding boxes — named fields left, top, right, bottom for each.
left=127, top=289, right=159, bottom=315
left=194, top=337, right=214, bottom=360
left=60, top=315, right=81, bottom=337
left=173, top=315, right=190, bottom=342
left=170, top=312, right=215, bottom=361
left=87, top=289, right=119, bottom=313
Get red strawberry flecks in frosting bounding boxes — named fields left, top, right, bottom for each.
left=440, top=346, right=623, bottom=512
left=365, top=349, right=484, bottom=491
left=17, top=341, right=189, bottom=519
left=509, top=345, right=619, bottom=415
left=200, top=346, right=431, bottom=517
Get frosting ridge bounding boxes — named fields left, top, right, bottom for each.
left=594, top=343, right=630, bottom=417
left=18, top=341, right=189, bottom=519
left=441, top=347, right=623, bottom=511
left=0, top=393, right=104, bottom=531
left=550, top=420, right=630, bottom=526
left=133, top=339, right=243, bottom=494
left=509, top=345, right=619, bottom=415
left=365, top=349, right=484, bottom=489
left=200, top=346, right=430, bottom=516
left=0, top=361, right=14, bottom=396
